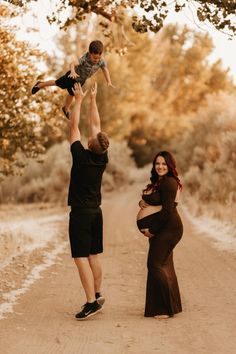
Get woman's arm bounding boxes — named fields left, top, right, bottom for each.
left=142, top=191, right=160, bottom=205
left=148, top=177, right=178, bottom=235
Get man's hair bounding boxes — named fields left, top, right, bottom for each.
left=90, top=132, right=109, bottom=154
left=97, top=132, right=109, bottom=150
left=89, top=40, right=104, bottom=55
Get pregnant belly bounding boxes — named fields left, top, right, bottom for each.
left=137, top=205, right=162, bottom=221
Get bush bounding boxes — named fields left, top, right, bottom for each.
left=179, top=92, right=236, bottom=224
left=0, top=139, right=137, bottom=203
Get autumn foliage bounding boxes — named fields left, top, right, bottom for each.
left=0, top=5, right=70, bottom=178
left=177, top=92, right=236, bottom=222
left=1, top=3, right=236, bottom=226
left=5, top=0, right=236, bottom=36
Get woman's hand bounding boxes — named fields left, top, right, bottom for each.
left=141, top=229, right=154, bottom=238
left=139, top=199, right=149, bottom=209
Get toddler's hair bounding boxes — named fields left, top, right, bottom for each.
left=89, top=40, right=104, bottom=54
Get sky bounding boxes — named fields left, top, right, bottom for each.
left=165, top=4, right=236, bottom=82
left=10, top=0, right=236, bottom=83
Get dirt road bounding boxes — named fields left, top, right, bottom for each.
left=0, top=186, right=236, bottom=354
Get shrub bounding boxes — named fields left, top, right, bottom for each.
left=0, top=139, right=137, bottom=203
left=179, top=92, right=236, bottom=224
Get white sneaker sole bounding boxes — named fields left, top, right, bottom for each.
left=76, top=307, right=102, bottom=321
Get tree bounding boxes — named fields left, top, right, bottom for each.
left=0, top=5, right=68, bottom=178
left=0, top=19, right=43, bottom=176
left=178, top=91, right=236, bottom=207
left=5, top=0, right=236, bottom=37
left=126, top=24, right=235, bottom=166
left=1, top=2, right=235, bottom=176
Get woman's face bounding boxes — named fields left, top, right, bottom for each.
left=155, top=156, right=168, bottom=177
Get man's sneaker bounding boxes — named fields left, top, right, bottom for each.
left=96, top=292, right=105, bottom=306
left=81, top=293, right=105, bottom=309
left=31, top=81, right=41, bottom=95
left=75, top=301, right=102, bottom=321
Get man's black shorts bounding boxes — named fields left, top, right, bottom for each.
left=55, top=71, right=85, bottom=96
left=69, top=207, right=103, bottom=258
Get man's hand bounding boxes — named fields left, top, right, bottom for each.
left=140, top=229, right=154, bottom=238
left=72, top=83, right=87, bottom=100
left=90, top=82, right=97, bottom=99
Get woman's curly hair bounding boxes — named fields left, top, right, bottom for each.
left=144, top=151, right=182, bottom=192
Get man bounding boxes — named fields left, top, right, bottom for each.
left=68, top=82, right=109, bottom=320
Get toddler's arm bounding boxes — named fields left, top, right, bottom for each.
left=102, top=67, right=115, bottom=88
left=69, top=56, right=80, bottom=79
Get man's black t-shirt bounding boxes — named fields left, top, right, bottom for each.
left=68, top=141, right=108, bottom=207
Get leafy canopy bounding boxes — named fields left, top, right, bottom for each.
left=5, top=0, right=236, bottom=36
left=0, top=5, right=67, bottom=178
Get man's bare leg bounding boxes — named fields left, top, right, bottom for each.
left=74, top=257, right=95, bottom=303
left=89, top=254, right=105, bottom=305
left=88, top=254, right=102, bottom=293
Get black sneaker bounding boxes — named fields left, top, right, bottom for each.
left=31, top=81, right=41, bottom=95
left=81, top=293, right=105, bottom=309
left=75, top=301, right=102, bottom=320
left=96, top=292, right=105, bottom=306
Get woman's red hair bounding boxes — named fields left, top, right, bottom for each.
left=144, top=151, right=182, bottom=192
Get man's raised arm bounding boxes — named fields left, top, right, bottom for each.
left=69, top=83, right=87, bottom=145
left=89, top=82, right=101, bottom=138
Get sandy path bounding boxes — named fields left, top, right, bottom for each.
left=0, top=186, right=236, bottom=354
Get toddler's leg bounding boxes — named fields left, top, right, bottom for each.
left=62, top=94, right=74, bottom=119
left=37, top=80, right=57, bottom=88
left=64, top=94, right=74, bottom=111
left=32, top=80, right=56, bottom=95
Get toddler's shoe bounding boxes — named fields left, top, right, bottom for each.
left=62, top=106, right=70, bottom=120
left=31, top=81, right=41, bottom=95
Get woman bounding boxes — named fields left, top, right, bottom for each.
left=137, top=151, right=183, bottom=319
